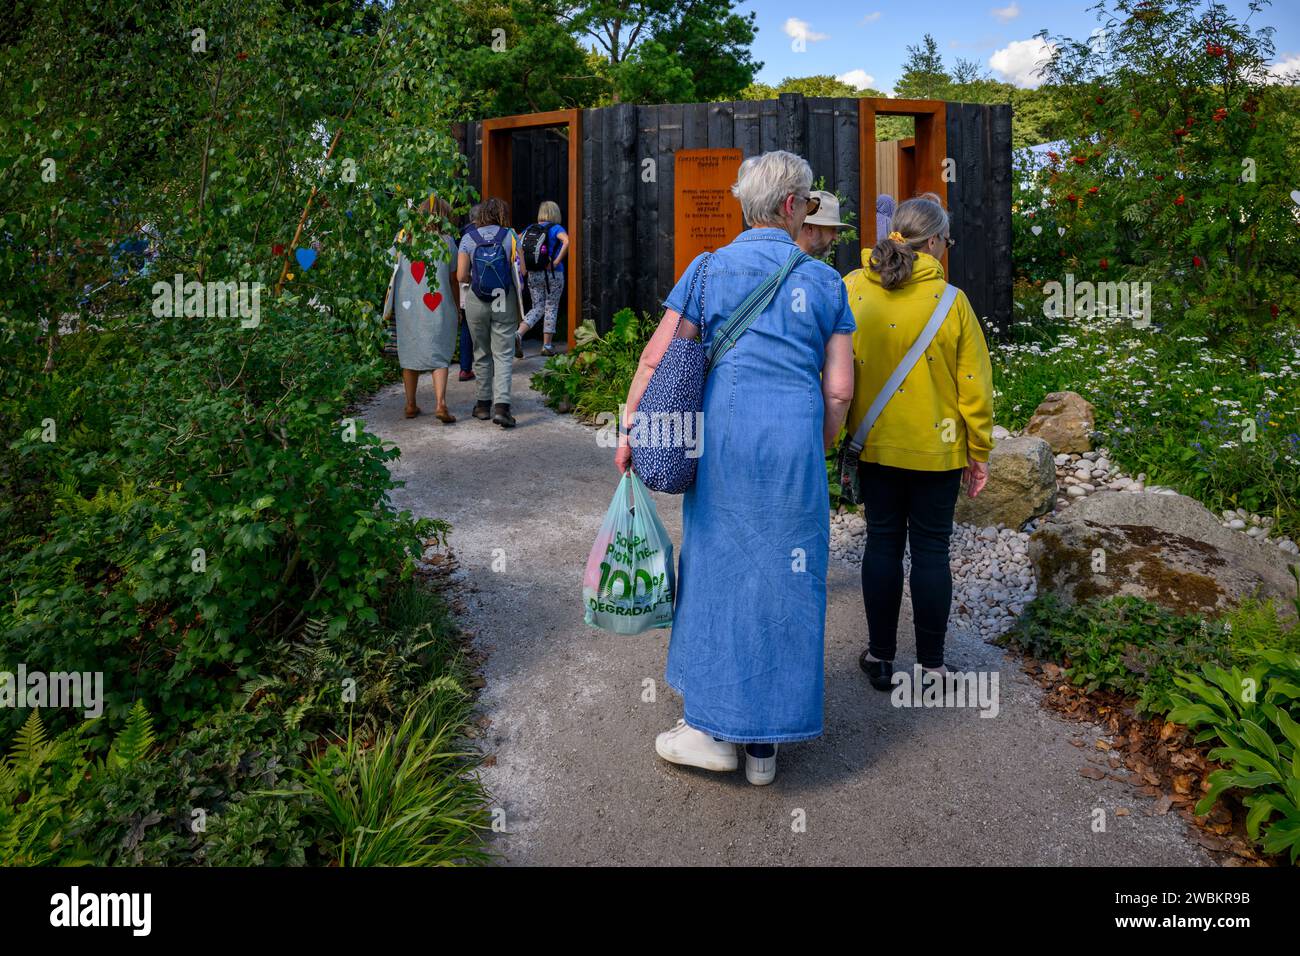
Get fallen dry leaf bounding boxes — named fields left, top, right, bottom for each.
left=1195, top=832, right=1229, bottom=851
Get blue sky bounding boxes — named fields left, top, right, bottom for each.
left=741, top=0, right=1300, bottom=91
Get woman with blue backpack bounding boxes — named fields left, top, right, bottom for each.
left=457, top=197, right=524, bottom=428
left=517, top=200, right=569, bottom=357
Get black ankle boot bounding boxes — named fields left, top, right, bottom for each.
left=492, top=403, right=516, bottom=428
left=859, top=649, right=894, bottom=691
left=472, top=400, right=492, bottom=420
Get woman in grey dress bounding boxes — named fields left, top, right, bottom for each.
left=383, top=195, right=460, bottom=421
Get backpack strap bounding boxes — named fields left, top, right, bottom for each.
left=847, top=282, right=959, bottom=456
left=706, top=248, right=809, bottom=368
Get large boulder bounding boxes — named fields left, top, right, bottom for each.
left=1029, top=490, right=1300, bottom=619
left=1023, top=391, right=1095, bottom=453
left=954, top=435, right=1056, bottom=529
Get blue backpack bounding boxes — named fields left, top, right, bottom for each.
left=466, top=226, right=512, bottom=303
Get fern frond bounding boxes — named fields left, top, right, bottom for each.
left=429, top=674, right=466, bottom=697
left=107, top=700, right=155, bottom=768
left=11, top=710, right=49, bottom=766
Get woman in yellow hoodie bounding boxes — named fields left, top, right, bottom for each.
left=843, top=193, right=993, bottom=689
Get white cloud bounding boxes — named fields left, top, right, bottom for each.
left=837, top=69, right=876, bottom=90
left=860, top=11, right=883, bottom=25
left=989, top=37, right=1057, bottom=87
left=991, top=3, right=1020, bottom=21
left=1266, top=53, right=1300, bottom=82
left=784, top=17, right=829, bottom=44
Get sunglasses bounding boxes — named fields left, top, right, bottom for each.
left=795, top=193, right=821, bottom=216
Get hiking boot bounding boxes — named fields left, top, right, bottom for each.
left=472, top=400, right=492, bottom=420
left=744, top=744, right=778, bottom=785
left=655, top=719, right=738, bottom=772
left=492, top=403, right=516, bottom=428
left=859, top=650, right=894, bottom=691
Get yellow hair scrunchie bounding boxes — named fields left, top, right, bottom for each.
left=888, top=230, right=905, bottom=243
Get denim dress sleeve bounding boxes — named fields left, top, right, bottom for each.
left=831, top=279, right=856, bottom=336
left=661, top=253, right=710, bottom=331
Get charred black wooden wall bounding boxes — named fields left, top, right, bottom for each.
left=459, top=96, right=1011, bottom=336
left=945, top=101, right=1013, bottom=338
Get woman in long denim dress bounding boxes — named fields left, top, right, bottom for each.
left=615, top=150, right=857, bottom=785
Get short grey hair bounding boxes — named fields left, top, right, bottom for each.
left=730, top=150, right=813, bottom=225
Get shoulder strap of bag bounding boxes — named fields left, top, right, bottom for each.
left=847, top=282, right=959, bottom=456
left=670, top=252, right=711, bottom=336
left=706, top=247, right=809, bottom=367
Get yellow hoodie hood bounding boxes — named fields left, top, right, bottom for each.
left=861, top=249, right=947, bottom=287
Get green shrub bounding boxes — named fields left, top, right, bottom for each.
left=1168, top=651, right=1300, bottom=863
left=0, top=0, right=492, bottom=867
left=999, top=593, right=1300, bottom=715
left=532, top=309, right=652, bottom=418
left=0, top=704, right=155, bottom=867
left=0, top=305, right=436, bottom=745
left=238, top=581, right=464, bottom=742
left=77, top=708, right=313, bottom=866
left=288, top=689, right=491, bottom=867
left=1019, top=0, right=1300, bottom=345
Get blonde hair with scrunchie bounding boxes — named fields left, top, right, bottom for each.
left=869, top=193, right=949, bottom=290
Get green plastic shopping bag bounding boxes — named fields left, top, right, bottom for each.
left=583, top=471, right=675, bottom=634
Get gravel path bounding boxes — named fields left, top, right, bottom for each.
left=361, top=359, right=1211, bottom=866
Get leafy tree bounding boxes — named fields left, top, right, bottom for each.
left=1022, top=0, right=1299, bottom=344
left=573, top=0, right=760, bottom=103
left=952, top=57, right=993, bottom=85
left=896, top=33, right=952, bottom=99
left=446, top=0, right=602, bottom=116
left=611, top=40, right=697, bottom=104
left=0, top=0, right=471, bottom=739
left=754, top=75, right=863, bottom=98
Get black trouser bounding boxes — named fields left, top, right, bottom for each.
left=858, top=461, right=963, bottom=669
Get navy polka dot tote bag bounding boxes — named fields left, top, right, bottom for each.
left=632, top=249, right=807, bottom=493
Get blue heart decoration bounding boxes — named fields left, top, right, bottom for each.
left=295, top=248, right=318, bottom=271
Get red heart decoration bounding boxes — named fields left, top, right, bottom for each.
left=410, top=261, right=426, bottom=285
left=272, top=244, right=284, bottom=256
left=423, top=292, right=442, bottom=311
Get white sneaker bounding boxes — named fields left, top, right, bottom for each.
left=745, top=745, right=778, bottom=786
left=655, top=719, right=738, bottom=772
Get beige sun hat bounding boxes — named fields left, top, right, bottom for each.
left=804, top=190, right=851, bottom=229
